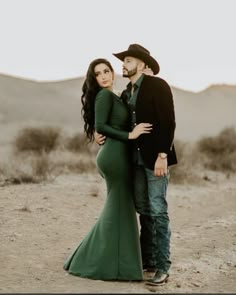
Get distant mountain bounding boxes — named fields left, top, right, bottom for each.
left=0, top=73, right=235, bottom=142
left=0, top=73, right=83, bottom=128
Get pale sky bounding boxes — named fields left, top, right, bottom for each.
left=0, top=0, right=235, bottom=92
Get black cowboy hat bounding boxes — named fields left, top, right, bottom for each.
left=113, top=43, right=160, bottom=75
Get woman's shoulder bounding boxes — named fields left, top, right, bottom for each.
left=95, top=88, right=110, bottom=100
left=96, top=88, right=120, bottom=99
left=95, top=88, right=115, bottom=105
left=96, top=88, right=112, bottom=97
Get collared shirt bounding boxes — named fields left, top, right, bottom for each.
left=126, top=74, right=145, bottom=165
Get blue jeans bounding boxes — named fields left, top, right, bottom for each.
left=133, top=164, right=171, bottom=274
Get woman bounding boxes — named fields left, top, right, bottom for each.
left=63, top=58, right=152, bottom=281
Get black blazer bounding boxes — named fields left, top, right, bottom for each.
left=123, top=75, right=177, bottom=169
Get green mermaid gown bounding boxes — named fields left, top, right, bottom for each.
left=63, top=89, right=143, bottom=281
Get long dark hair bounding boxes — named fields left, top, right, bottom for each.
left=81, top=58, right=114, bottom=142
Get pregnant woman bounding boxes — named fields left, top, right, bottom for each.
left=63, top=58, right=152, bottom=281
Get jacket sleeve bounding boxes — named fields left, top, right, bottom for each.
left=153, top=78, right=176, bottom=153
left=95, top=89, right=129, bottom=141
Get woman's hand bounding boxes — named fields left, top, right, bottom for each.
left=142, top=66, right=154, bottom=76
left=128, top=123, right=152, bottom=139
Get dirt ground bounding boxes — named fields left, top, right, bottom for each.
left=0, top=171, right=235, bottom=294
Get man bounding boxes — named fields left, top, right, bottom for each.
left=96, top=44, right=177, bottom=285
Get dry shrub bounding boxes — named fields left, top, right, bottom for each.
left=0, top=152, right=52, bottom=185
left=31, top=152, right=52, bottom=180
left=0, top=149, right=97, bottom=186
left=14, top=126, right=61, bottom=154
left=0, top=127, right=99, bottom=186
left=0, top=164, right=5, bottom=185
left=169, top=140, right=193, bottom=184
left=170, top=127, right=236, bottom=184
left=197, top=127, right=236, bottom=172
left=65, top=132, right=99, bottom=155
left=65, top=133, right=90, bottom=153
left=49, top=150, right=96, bottom=174
left=169, top=139, right=209, bottom=185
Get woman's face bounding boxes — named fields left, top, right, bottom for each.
left=94, top=63, right=114, bottom=89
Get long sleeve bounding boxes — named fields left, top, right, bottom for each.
left=153, top=79, right=176, bottom=153
left=95, top=89, right=129, bottom=141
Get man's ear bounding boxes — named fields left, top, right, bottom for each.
left=137, top=61, right=146, bottom=72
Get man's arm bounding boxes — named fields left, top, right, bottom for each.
left=152, top=78, right=176, bottom=176
left=153, top=78, right=176, bottom=153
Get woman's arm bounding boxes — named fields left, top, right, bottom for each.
left=95, top=89, right=152, bottom=141
left=95, top=89, right=129, bottom=141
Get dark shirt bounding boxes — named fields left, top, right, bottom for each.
left=126, top=74, right=145, bottom=165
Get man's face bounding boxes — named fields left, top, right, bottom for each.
left=122, top=56, right=139, bottom=78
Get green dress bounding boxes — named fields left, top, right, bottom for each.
left=63, top=89, right=143, bottom=281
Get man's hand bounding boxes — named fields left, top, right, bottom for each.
left=94, top=131, right=106, bottom=145
left=154, top=157, right=168, bottom=177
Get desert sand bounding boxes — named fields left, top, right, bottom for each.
left=1, top=170, right=235, bottom=293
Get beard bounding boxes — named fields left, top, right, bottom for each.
left=122, top=67, right=137, bottom=78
